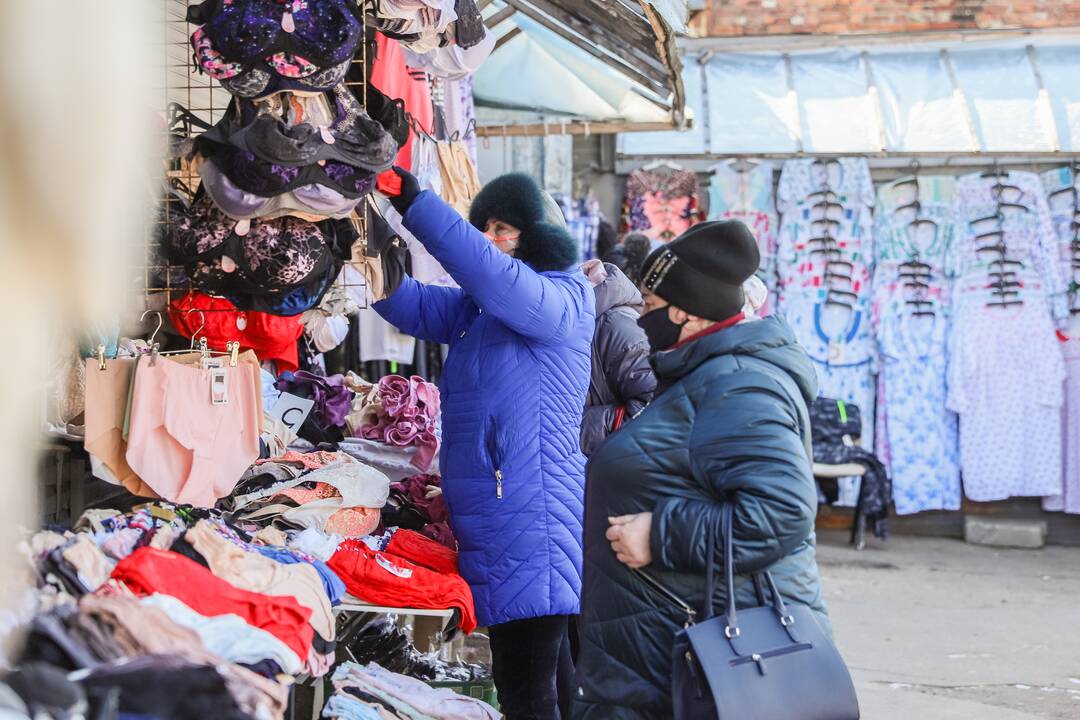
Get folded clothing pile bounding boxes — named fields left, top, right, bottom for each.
left=222, top=450, right=390, bottom=539
left=356, top=374, right=441, bottom=472
left=342, top=617, right=487, bottom=682
left=384, top=474, right=455, bottom=549
left=276, top=371, right=356, bottom=445
left=324, top=661, right=499, bottom=720
left=328, top=532, right=475, bottom=633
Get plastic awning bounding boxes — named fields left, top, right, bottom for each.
left=618, top=33, right=1080, bottom=155
left=473, top=0, right=689, bottom=135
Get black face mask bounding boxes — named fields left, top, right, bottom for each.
left=637, top=306, right=687, bottom=352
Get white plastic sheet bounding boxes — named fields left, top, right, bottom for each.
left=1032, top=44, right=1080, bottom=152
left=872, top=49, right=973, bottom=152
left=707, top=53, right=798, bottom=153
left=949, top=47, right=1054, bottom=152
left=474, top=13, right=669, bottom=123
left=617, top=61, right=706, bottom=154
left=619, top=37, right=1080, bottom=156
left=791, top=49, right=879, bottom=152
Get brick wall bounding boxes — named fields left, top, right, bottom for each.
left=690, top=0, right=1080, bottom=37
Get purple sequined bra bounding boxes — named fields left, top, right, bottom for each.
left=187, top=0, right=363, bottom=71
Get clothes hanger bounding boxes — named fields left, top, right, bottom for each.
left=166, top=102, right=212, bottom=135
left=805, top=189, right=840, bottom=204
left=980, top=159, right=1004, bottom=178
left=140, top=310, right=164, bottom=347
left=908, top=217, right=938, bottom=232
left=809, top=218, right=842, bottom=236
left=826, top=288, right=858, bottom=302
left=996, top=200, right=1030, bottom=214
left=824, top=296, right=853, bottom=310
left=893, top=160, right=919, bottom=190
left=643, top=160, right=684, bottom=171
left=148, top=309, right=240, bottom=367
left=988, top=279, right=1022, bottom=290
left=975, top=242, right=1009, bottom=256
left=899, top=257, right=931, bottom=271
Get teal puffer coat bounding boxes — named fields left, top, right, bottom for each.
left=572, top=315, right=829, bottom=719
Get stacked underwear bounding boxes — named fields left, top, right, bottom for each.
left=328, top=539, right=477, bottom=633
left=168, top=291, right=304, bottom=372
left=84, top=350, right=262, bottom=506
left=111, top=547, right=314, bottom=661
left=223, top=450, right=390, bottom=541
left=385, top=474, right=454, bottom=549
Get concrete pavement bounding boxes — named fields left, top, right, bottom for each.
left=818, top=530, right=1080, bottom=719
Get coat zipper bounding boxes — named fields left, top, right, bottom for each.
left=486, top=415, right=503, bottom=500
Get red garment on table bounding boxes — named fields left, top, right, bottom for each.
left=110, top=547, right=313, bottom=659
left=385, top=529, right=458, bottom=576
left=169, top=292, right=303, bottom=372
left=371, top=33, right=432, bottom=196
left=328, top=540, right=476, bottom=634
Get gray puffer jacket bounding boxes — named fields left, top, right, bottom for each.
left=580, top=262, right=657, bottom=456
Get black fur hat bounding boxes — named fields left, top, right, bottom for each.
left=468, top=173, right=579, bottom=272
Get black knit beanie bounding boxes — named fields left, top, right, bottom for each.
left=640, top=220, right=760, bottom=321
left=468, top=173, right=579, bottom=272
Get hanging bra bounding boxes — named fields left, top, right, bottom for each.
left=166, top=193, right=354, bottom=298
left=198, top=84, right=398, bottom=170
left=198, top=156, right=365, bottom=220
left=195, top=145, right=376, bottom=199
left=225, top=257, right=342, bottom=316
left=187, top=0, right=363, bottom=70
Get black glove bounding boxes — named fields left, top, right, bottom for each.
left=389, top=165, right=422, bottom=216
left=380, top=236, right=409, bottom=299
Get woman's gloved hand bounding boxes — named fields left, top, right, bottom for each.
left=389, top=166, right=422, bottom=216
left=380, top=236, right=409, bottom=300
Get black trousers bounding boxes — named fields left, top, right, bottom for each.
left=489, top=614, right=574, bottom=720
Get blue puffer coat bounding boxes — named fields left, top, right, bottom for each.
left=374, top=190, right=595, bottom=627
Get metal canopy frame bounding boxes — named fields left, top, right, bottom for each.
left=478, top=0, right=687, bottom=134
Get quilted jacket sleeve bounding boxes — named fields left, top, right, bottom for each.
left=580, top=310, right=657, bottom=455
left=401, top=190, right=591, bottom=344
left=373, top=274, right=468, bottom=346
left=649, top=370, right=817, bottom=574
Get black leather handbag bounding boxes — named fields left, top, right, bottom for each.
left=667, top=504, right=860, bottom=720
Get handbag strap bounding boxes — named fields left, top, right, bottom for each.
left=720, top=503, right=739, bottom=637
left=703, top=512, right=716, bottom=620
left=633, top=568, right=698, bottom=627
left=717, top=502, right=802, bottom=644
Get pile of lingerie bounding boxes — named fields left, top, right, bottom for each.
left=164, top=0, right=409, bottom=321
left=324, top=662, right=499, bottom=720
left=13, top=497, right=480, bottom=720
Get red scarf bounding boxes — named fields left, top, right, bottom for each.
left=668, top=312, right=746, bottom=351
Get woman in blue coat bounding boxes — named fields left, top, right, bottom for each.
left=377, top=167, right=594, bottom=719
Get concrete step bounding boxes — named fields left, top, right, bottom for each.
left=964, top=516, right=1047, bottom=549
